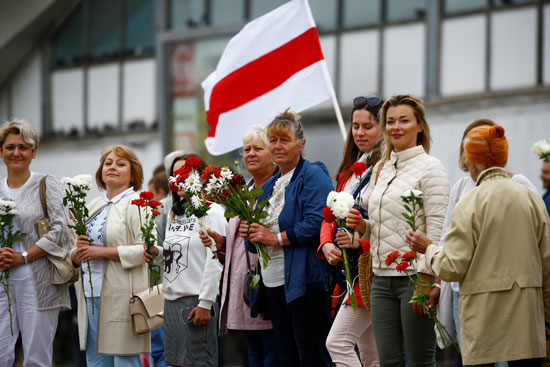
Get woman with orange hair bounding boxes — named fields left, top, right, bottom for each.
left=407, top=125, right=550, bottom=366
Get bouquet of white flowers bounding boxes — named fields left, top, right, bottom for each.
left=531, top=140, right=550, bottom=161
left=0, top=199, right=26, bottom=335
left=326, top=190, right=358, bottom=312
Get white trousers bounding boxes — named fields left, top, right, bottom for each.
left=0, top=278, right=60, bottom=367
left=326, top=304, right=380, bottom=367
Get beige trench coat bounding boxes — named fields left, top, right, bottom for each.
left=74, top=192, right=150, bottom=355
left=425, top=168, right=550, bottom=365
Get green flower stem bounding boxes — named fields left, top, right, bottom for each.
left=2, top=274, right=13, bottom=335
left=337, top=219, right=358, bottom=313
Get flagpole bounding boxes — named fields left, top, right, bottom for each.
left=331, top=95, right=347, bottom=141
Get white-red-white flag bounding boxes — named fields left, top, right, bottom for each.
left=202, top=0, right=335, bottom=155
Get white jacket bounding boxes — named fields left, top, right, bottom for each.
left=365, top=145, right=449, bottom=276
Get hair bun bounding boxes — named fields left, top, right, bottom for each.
left=489, top=125, right=505, bottom=138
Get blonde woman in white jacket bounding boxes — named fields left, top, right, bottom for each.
left=350, top=94, right=449, bottom=367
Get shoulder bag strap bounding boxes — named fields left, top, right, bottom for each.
left=244, top=244, right=252, bottom=272
left=39, top=176, right=49, bottom=218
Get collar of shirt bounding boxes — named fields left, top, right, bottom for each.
left=103, top=186, right=135, bottom=205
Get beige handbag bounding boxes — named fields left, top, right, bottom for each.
left=125, top=207, right=164, bottom=335
left=129, top=284, right=164, bottom=334
left=358, top=252, right=373, bottom=311
left=37, top=177, right=79, bottom=285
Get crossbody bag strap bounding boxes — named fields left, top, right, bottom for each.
left=39, top=176, right=49, bottom=218
left=244, top=243, right=252, bottom=272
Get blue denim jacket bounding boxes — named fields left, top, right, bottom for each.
left=246, top=157, right=333, bottom=311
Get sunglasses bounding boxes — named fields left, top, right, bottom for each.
left=353, top=96, right=383, bottom=109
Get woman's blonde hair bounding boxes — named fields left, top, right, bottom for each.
left=0, top=119, right=39, bottom=150
left=242, top=125, right=269, bottom=148
left=266, top=108, right=304, bottom=143
left=379, top=94, right=431, bottom=161
left=95, top=145, right=144, bottom=191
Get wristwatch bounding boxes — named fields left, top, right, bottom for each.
left=21, top=251, right=28, bottom=265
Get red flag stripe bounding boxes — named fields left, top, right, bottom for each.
left=206, top=27, right=324, bottom=137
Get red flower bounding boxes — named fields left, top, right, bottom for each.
left=146, top=200, right=163, bottom=208
left=396, top=260, right=410, bottom=272
left=230, top=174, right=246, bottom=187
left=131, top=199, right=145, bottom=207
left=402, top=251, right=416, bottom=262
left=140, top=191, right=154, bottom=200
left=202, top=165, right=218, bottom=181
left=323, top=206, right=335, bottom=223
left=174, top=166, right=191, bottom=178
left=350, top=162, right=368, bottom=177
left=214, top=168, right=222, bottom=178
left=385, top=250, right=401, bottom=266
left=151, top=209, right=161, bottom=216
left=185, top=156, right=201, bottom=169
left=169, top=181, right=179, bottom=193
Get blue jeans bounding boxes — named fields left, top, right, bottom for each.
left=243, top=329, right=281, bottom=367
left=150, top=327, right=166, bottom=366
left=85, top=297, right=142, bottom=367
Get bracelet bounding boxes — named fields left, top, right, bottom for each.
left=277, top=233, right=284, bottom=246
left=432, top=283, right=441, bottom=289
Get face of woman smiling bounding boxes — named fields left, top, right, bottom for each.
left=352, top=109, right=381, bottom=153
left=102, top=152, right=132, bottom=191
left=385, top=104, right=422, bottom=152
left=0, top=133, right=37, bottom=173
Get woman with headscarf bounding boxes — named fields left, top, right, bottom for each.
left=407, top=124, right=550, bottom=366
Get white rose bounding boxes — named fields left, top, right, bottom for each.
left=326, top=191, right=338, bottom=207
left=531, top=140, right=550, bottom=158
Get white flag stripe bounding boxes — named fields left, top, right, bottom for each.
left=205, top=60, right=334, bottom=155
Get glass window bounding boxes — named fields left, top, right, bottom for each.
left=444, top=0, right=487, bottom=13
left=309, top=0, right=337, bottom=31
left=386, top=0, right=426, bottom=22
left=490, top=7, right=537, bottom=89
left=250, top=0, right=287, bottom=19
left=52, top=5, right=84, bottom=66
left=125, top=0, right=154, bottom=52
left=493, top=0, right=535, bottom=7
left=210, top=0, right=244, bottom=26
left=343, top=0, right=381, bottom=27
left=170, top=0, right=206, bottom=29
left=90, top=0, right=121, bottom=58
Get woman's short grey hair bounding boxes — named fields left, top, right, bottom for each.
left=0, top=119, right=39, bottom=149
left=242, top=125, right=269, bottom=148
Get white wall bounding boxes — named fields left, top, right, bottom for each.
left=383, top=23, right=426, bottom=97
left=441, top=15, right=486, bottom=96
left=10, top=51, right=42, bottom=135
left=544, top=5, right=550, bottom=85
left=339, top=29, right=379, bottom=102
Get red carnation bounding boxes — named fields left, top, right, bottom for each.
left=396, top=260, right=410, bottom=272
left=350, top=162, right=368, bottom=177
left=185, top=156, right=201, bottom=169
left=230, top=174, right=246, bottom=187
left=131, top=199, right=145, bottom=207
left=140, top=191, right=154, bottom=200
left=147, top=200, right=163, bottom=208
left=169, top=181, right=179, bottom=193
left=385, top=250, right=401, bottom=266
left=202, top=165, right=218, bottom=181
left=402, top=251, right=416, bottom=262
left=215, top=169, right=222, bottom=178
left=151, top=209, right=161, bottom=217
left=323, top=206, right=335, bottom=223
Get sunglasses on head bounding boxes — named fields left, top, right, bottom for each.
left=353, top=96, right=383, bottom=109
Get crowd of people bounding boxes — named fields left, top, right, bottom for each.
left=0, top=93, right=549, bottom=367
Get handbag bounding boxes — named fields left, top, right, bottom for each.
left=37, top=177, right=79, bottom=285
left=243, top=248, right=253, bottom=307
left=126, top=203, right=164, bottom=335
left=129, top=284, right=164, bottom=334
left=358, top=252, right=373, bottom=312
